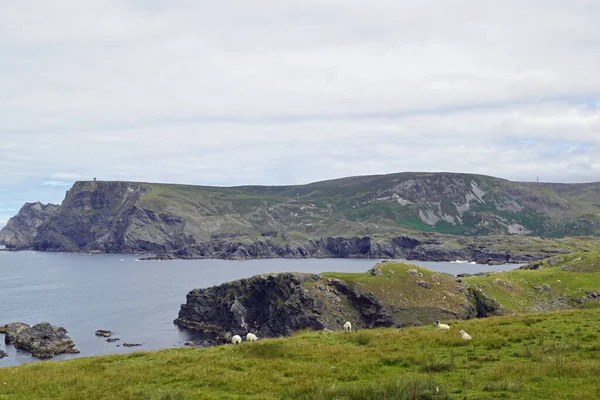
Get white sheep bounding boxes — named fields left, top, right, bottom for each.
left=343, top=321, right=352, bottom=331
left=231, top=335, right=242, bottom=345
left=246, top=333, right=258, bottom=342
left=434, top=320, right=450, bottom=330
left=459, top=330, right=472, bottom=341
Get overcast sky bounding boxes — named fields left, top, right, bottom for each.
left=1, top=0, right=599, bottom=226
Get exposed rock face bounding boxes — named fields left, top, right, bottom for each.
left=3, top=173, right=600, bottom=254
left=32, top=181, right=194, bottom=253
left=3, top=322, right=30, bottom=344
left=170, top=236, right=541, bottom=264
left=175, top=272, right=395, bottom=340
left=0, top=202, right=59, bottom=249
left=468, top=288, right=504, bottom=317
left=5, top=322, right=79, bottom=358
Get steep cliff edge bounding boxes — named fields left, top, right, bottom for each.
left=174, top=262, right=489, bottom=341
left=32, top=181, right=194, bottom=252
left=3, top=172, right=600, bottom=253
left=0, top=202, right=59, bottom=248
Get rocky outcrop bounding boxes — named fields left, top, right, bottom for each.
left=0, top=350, right=6, bottom=359
left=3, top=322, right=30, bottom=344
left=31, top=181, right=194, bottom=253
left=175, top=272, right=396, bottom=341
left=0, top=202, right=59, bottom=249
left=167, top=235, right=542, bottom=264
left=467, top=288, right=505, bottom=317
left=3, top=322, right=79, bottom=358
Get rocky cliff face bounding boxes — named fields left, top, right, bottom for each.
left=174, top=262, right=499, bottom=341
left=0, top=202, right=59, bottom=248
left=2, top=173, right=599, bottom=253
left=172, top=235, right=537, bottom=264
left=31, top=181, right=194, bottom=252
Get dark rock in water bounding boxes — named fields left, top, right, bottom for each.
left=12, top=322, right=79, bottom=358
left=0, top=350, right=6, bottom=359
left=4, top=322, right=30, bottom=344
left=139, top=254, right=177, bottom=261
left=122, top=343, right=142, bottom=347
left=106, top=338, right=120, bottom=343
left=95, top=330, right=112, bottom=337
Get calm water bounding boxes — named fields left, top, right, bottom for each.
left=0, top=251, right=520, bottom=367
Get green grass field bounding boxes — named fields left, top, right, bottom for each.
left=2, top=308, right=600, bottom=399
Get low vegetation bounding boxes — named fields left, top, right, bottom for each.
left=2, top=308, right=600, bottom=399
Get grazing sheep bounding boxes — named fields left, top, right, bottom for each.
left=459, top=330, right=472, bottom=341
left=246, top=333, right=258, bottom=342
left=343, top=321, right=352, bottom=331
left=231, top=335, right=242, bottom=345
left=435, top=320, right=450, bottom=330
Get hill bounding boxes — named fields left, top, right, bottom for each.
left=2, top=172, right=600, bottom=257
left=1, top=308, right=599, bottom=399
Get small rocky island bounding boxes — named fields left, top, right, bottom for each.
left=1, top=322, right=79, bottom=358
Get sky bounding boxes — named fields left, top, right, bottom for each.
left=1, top=0, right=599, bottom=226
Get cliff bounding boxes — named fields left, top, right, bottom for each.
left=175, top=254, right=600, bottom=341
left=174, top=261, right=503, bottom=341
left=0, top=202, right=59, bottom=248
left=2, top=172, right=600, bottom=255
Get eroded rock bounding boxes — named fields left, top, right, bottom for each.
left=4, top=322, right=30, bottom=344
left=12, top=322, right=79, bottom=358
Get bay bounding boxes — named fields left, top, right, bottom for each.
left=0, top=251, right=519, bottom=367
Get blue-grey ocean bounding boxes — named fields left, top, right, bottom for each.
left=0, top=251, right=519, bottom=367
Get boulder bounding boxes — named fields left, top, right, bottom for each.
left=122, top=343, right=142, bottom=347
left=418, top=281, right=431, bottom=289
left=13, top=322, right=79, bottom=358
left=4, top=322, right=30, bottom=344
left=95, top=330, right=112, bottom=337
left=106, top=338, right=120, bottom=343
left=0, top=350, right=6, bottom=359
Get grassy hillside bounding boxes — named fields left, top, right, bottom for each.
left=112, top=172, right=600, bottom=239
left=465, top=253, right=600, bottom=313
left=1, top=308, right=600, bottom=399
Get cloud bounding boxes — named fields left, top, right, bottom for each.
left=41, top=181, right=73, bottom=187
left=0, top=0, right=598, bottom=212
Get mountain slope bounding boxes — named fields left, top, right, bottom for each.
left=2, top=172, right=600, bottom=254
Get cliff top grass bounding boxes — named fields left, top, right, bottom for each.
left=321, top=262, right=469, bottom=314
left=2, top=308, right=600, bottom=399
left=464, top=252, right=600, bottom=313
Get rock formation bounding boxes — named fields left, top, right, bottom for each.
left=0, top=202, right=59, bottom=248
left=174, top=265, right=485, bottom=341
left=2, top=322, right=79, bottom=358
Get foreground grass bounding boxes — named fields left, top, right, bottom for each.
left=2, top=309, right=600, bottom=399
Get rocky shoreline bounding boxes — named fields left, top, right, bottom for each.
left=140, top=235, right=544, bottom=265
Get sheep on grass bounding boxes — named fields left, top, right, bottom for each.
left=343, top=321, right=352, bottom=331
left=231, top=335, right=242, bottom=345
left=246, top=333, right=258, bottom=342
left=459, top=330, right=472, bottom=341
left=434, top=320, right=450, bottom=330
